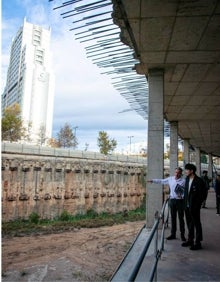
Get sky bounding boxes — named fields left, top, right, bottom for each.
left=1, top=0, right=148, bottom=153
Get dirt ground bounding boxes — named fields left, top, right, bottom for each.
left=2, top=221, right=145, bottom=282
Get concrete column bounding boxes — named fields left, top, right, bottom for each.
left=147, top=69, right=164, bottom=228
left=195, top=147, right=201, bottom=176
left=170, top=121, right=178, bottom=174
left=183, top=139, right=190, bottom=166
left=208, top=153, right=213, bottom=179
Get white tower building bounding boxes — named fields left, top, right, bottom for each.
left=2, top=18, right=55, bottom=144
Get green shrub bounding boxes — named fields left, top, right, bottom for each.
left=86, top=209, right=98, bottom=218
left=3, top=206, right=146, bottom=237
left=59, top=210, right=71, bottom=221
left=29, top=212, right=40, bottom=224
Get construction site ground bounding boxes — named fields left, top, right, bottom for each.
left=2, top=221, right=145, bottom=282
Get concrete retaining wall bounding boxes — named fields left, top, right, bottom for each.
left=2, top=151, right=146, bottom=222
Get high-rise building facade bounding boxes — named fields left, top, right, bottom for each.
left=2, top=18, right=55, bottom=144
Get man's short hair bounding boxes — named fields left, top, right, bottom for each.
left=185, top=163, right=197, bottom=173
left=176, top=167, right=183, bottom=173
left=203, top=170, right=208, bottom=174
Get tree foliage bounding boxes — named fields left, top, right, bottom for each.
left=47, top=138, right=60, bottom=148
left=1, top=104, right=26, bottom=142
left=201, top=154, right=208, bottom=164
left=56, top=123, right=78, bottom=148
left=97, top=131, right=117, bottom=155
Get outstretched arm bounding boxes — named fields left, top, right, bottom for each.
left=147, top=178, right=169, bottom=185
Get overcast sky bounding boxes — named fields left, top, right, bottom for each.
left=1, top=0, right=148, bottom=153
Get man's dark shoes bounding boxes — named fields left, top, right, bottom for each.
left=182, top=241, right=193, bottom=247
left=190, top=243, right=202, bottom=250
left=166, top=235, right=176, bottom=240
left=181, top=235, right=186, bottom=242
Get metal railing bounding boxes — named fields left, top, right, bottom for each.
left=1, top=142, right=147, bottom=164
left=3, top=142, right=218, bottom=172
left=110, top=197, right=169, bottom=282
left=148, top=198, right=170, bottom=282
left=130, top=198, right=169, bottom=282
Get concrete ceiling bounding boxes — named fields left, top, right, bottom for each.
left=113, top=0, right=220, bottom=157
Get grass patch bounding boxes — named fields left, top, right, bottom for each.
left=2, top=206, right=145, bottom=238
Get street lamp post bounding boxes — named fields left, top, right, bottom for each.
left=128, top=136, right=134, bottom=154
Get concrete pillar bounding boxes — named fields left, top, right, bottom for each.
left=147, top=69, right=164, bottom=228
left=170, top=121, right=178, bottom=174
left=208, top=153, right=213, bottom=179
left=195, top=147, right=201, bottom=176
left=183, top=139, right=190, bottom=166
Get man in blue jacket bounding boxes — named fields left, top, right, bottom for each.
left=182, top=163, right=206, bottom=250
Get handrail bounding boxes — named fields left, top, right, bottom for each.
left=148, top=198, right=170, bottom=281
left=3, top=142, right=219, bottom=170
left=128, top=218, right=160, bottom=282
left=1, top=142, right=147, bottom=164
left=129, top=197, right=169, bottom=282
left=110, top=197, right=170, bottom=282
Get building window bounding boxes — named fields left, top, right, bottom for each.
left=35, top=49, right=44, bottom=65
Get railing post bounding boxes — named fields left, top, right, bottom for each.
left=154, top=211, right=159, bottom=282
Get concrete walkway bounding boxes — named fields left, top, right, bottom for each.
left=153, top=190, right=220, bottom=281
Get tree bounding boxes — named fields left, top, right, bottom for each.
left=57, top=123, right=78, bottom=148
left=97, top=131, right=117, bottom=155
left=47, top=137, right=60, bottom=148
left=201, top=154, right=208, bottom=164
left=1, top=103, right=26, bottom=142
left=164, top=143, right=170, bottom=159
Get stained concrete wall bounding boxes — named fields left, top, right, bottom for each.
left=2, top=153, right=146, bottom=222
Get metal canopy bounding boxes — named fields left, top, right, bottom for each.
left=50, top=0, right=220, bottom=156
left=112, top=0, right=220, bottom=157
left=50, top=0, right=148, bottom=118
left=50, top=0, right=172, bottom=136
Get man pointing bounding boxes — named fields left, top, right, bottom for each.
left=148, top=167, right=186, bottom=241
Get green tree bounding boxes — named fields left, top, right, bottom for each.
left=201, top=154, right=208, bottom=164
left=1, top=103, right=26, bottom=142
left=57, top=123, right=78, bottom=148
left=97, top=131, right=117, bottom=155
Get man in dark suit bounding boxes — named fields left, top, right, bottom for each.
left=182, top=163, right=206, bottom=250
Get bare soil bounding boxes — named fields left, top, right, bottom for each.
left=2, top=221, right=144, bottom=282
